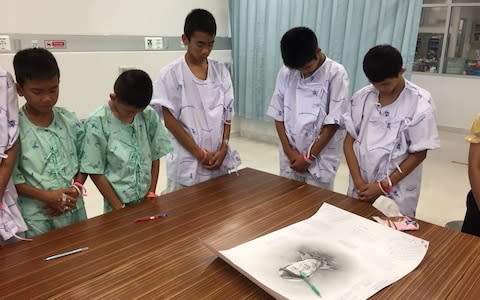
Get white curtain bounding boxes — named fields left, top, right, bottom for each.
left=229, top=0, right=422, bottom=120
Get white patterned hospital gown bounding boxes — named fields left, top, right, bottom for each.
left=151, top=57, right=241, bottom=186
left=343, top=80, right=440, bottom=216
left=267, top=58, right=349, bottom=186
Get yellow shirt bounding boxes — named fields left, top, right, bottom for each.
left=466, top=114, right=480, bottom=144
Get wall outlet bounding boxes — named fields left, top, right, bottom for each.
left=0, top=35, right=12, bottom=52
left=144, top=37, right=164, bottom=50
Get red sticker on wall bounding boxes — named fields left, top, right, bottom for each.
left=44, top=40, right=66, bottom=49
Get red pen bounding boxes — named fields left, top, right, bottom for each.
left=134, top=211, right=168, bottom=223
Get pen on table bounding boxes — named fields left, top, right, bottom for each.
left=45, top=247, right=89, bottom=261
left=299, top=271, right=321, bottom=297
left=134, top=211, right=168, bottom=223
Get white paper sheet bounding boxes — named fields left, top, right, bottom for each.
left=373, top=196, right=403, bottom=217
left=206, top=203, right=428, bottom=300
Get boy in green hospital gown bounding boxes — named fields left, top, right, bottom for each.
left=13, top=48, right=87, bottom=238
left=81, top=69, right=172, bottom=213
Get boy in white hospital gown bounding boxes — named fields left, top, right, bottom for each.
left=267, top=27, right=349, bottom=190
left=343, top=45, right=440, bottom=216
left=0, top=67, right=27, bottom=243
left=151, top=9, right=240, bottom=192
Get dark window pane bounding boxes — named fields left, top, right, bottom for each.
left=444, top=6, right=480, bottom=75
left=423, top=0, right=447, bottom=3
left=414, top=7, right=447, bottom=73
left=452, top=0, right=480, bottom=3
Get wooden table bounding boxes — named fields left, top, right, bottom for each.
left=1, top=168, right=479, bottom=299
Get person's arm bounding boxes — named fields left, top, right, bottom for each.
left=74, top=172, right=88, bottom=185
left=343, top=133, right=367, bottom=193
left=162, top=107, right=207, bottom=163
left=206, top=123, right=230, bottom=170
left=146, top=159, right=160, bottom=197
left=67, top=173, right=88, bottom=200
left=275, top=120, right=296, bottom=162
left=344, top=129, right=382, bottom=203
left=468, top=143, right=480, bottom=208
left=15, top=184, right=77, bottom=213
left=344, top=132, right=381, bottom=202
left=274, top=120, right=309, bottom=172
left=89, top=174, right=124, bottom=210
left=308, top=124, right=339, bottom=159
left=311, top=67, right=348, bottom=159
left=0, top=140, right=18, bottom=201
left=357, top=150, right=427, bottom=202
left=389, top=150, right=427, bottom=186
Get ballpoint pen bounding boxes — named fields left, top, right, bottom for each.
left=299, top=271, right=321, bottom=297
left=45, top=247, right=89, bottom=261
left=134, top=211, right=168, bottom=223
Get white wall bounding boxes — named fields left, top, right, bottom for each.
left=0, top=50, right=232, bottom=119
left=0, top=0, right=231, bottom=119
left=2, top=1, right=479, bottom=132
left=1, top=0, right=230, bottom=36
left=411, top=73, right=480, bottom=131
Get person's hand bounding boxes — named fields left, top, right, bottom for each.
left=289, top=151, right=310, bottom=173
left=65, top=186, right=80, bottom=199
left=353, top=178, right=367, bottom=195
left=205, top=147, right=228, bottom=170
left=357, top=182, right=382, bottom=202
left=200, top=151, right=214, bottom=167
left=42, top=188, right=77, bottom=216
left=143, top=192, right=158, bottom=202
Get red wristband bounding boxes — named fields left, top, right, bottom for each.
left=72, top=179, right=87, bottom=196
left=377, top=181, right=388, bottom=195
left=200, top=149, right=208, bottom=163
left=303, top=153, right=313, bottom=164
left=380, top=178, right=392, bottom=193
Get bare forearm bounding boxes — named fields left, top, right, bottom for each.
left=149, top=160, right=160, bottom=193
left=309, top=124, right=339, bottom=158
left=163, top=107, right=204, bottom=160
left=471, top=170, right=480, bottom=207
left=343, top=134, right=364, bottom=189
left=15, top=183, right=51, bottom=203
left=0, top=141, right=18, bottom=198
left=90, top=174, right=124, bottom=210
left=74, top=172, right=88, bottom=185
left=218, top=123, right=231, bottom=153
left=389, top=150, right=427, bottom=186
left=468, top=143, right=480, bottom=206
left=275, top=121, right=295, bottom=159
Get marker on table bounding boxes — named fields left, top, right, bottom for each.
left=299, top=271, right=321, bottom=297
left=45, top=247, right=89, bottom=261
left=134, top=211, right=168, bottom=223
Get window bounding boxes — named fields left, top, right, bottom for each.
left=414, top=0, right=480, bottom=76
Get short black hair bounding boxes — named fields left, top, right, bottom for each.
left=184, top=8, right=217, bottom=39
left=114, top=69, right=153, bottom=108
left=13, top=48, right=60, bottom=86
left=280, top=27, right=318, bottom=69
left=363, top=44, right=403, bottom=83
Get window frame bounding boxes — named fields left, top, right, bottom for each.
left=416, top=0, right=480, bottom=77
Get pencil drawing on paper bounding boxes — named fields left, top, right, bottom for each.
left=208, top=203, right=429, bottom=299
left=279, top=247, right=337, bottom=280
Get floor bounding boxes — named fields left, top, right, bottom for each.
left=83, top=130, right=471, bottom=227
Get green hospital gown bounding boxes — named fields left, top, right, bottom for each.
left=81, top=104, right=172, bottom=212
left=14, top=107, right=87, bottom=237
